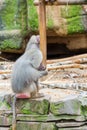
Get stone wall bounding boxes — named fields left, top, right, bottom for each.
left=0, top=0, right=28, bottom=52
left=0, top=0, right=87, bottom=53
left=0, top=89, right=87, bottom=130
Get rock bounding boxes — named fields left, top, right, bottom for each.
left=17, top=122, right=57, bottom=130
left=0, top=0, right=27, bottom=51
left=47, top=114, right=86, bottom=122
left=56, top=121, right=86, bottom=127
left=0, top=88, right=87, bottom=129
left=79, top=97, right=87, bottom=117
left=17, top=114, right=48, bottom=122
left=0, top=65, right=4, bottom=70
left=0, top=95, right=12, bottom=112
left=17, top=114, right=86, bottom=122
left=0, top=116, right=12, bottom=126
left=16, top=96, right=50, bottom=114
left=50, top=95, right=82, bottom=115
left=58, top=126, right=87, bottom=130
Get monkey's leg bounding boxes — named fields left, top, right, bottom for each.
left=31, top=81, right=44, bottom=98
left=31, top=91, right=44, bottom=98
left=15, top=81, right=44, bottom=99
left=35, top=80, right=39, bottom=92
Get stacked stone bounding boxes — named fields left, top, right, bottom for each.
left=0, top=0, right=27, bottom=52
left=0, top=91, right=87, bottom=130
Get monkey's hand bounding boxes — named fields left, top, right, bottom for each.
left=40, top=69, right=48, bottom=76
left=38, top=63, right=46, bottom=71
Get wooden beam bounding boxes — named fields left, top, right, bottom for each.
left=34, top=0, right=87, bottom=5
left=39, top=0, right=47, bottom=65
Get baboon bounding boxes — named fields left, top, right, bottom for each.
left=25, top=35, right=46, bottom=71
left=11, top=35, right=48, bottom=98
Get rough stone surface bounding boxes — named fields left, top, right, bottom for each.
left=16, top=97, right=50, bottom=115
left=17, top=122, right=57, bottom=130
left=56, top=121, right=86, bottom=127
left=0, top=116, right=12, bottom=126
left=17, top=114, right=86, bottom=122
left=0, top=0, right=87, bottom=53
left=0, top=89, right=87, bottom=129
left=58, top=126, right=87, bottom=130
left=50, top=95, right=82, bottom=115
left=0, top=0, right=27, bottom=51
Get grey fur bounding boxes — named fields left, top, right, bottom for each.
left=11, top=35, right=48, bottom=95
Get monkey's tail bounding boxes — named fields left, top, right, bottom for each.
left=12, top=95, right=17, bottom=130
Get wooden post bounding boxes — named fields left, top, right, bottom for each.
left=39, top=0, right=47, bottom=65
left=34, top=0, right=87, bottom=5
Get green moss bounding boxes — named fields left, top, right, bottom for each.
left=61, top=5, right=82, bottom=18
left=27, top=0, right=38, bottom=31
left=21, top=102, right=34, bottom=114
left=0, top=0, right=20, bottom=30
left=17, top=115, right=48, bottom=121
left=17, top=99, right=49, bottom=115
left=16, top=122, right=57, bottom=130
left=0, top=37, right=22, bottom=50
left=16, top=0, right=28, bottom=33
left=50, top=102, right=64, bottom=115
left=80, top=98, right=87, bottom=116
left=67, top=16, right=84, bottom=34
left=47, top=17, right=54, bottom=29
left=81, top=106, right=87, bottom=117
left=0, top=0, right=28, bottom=51
left=0, top=0, right=28, bottom=34
left=61, top=5, right=84, bottom=34
left=0, top=101, right=11, bottom=110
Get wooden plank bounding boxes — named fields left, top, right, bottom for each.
left=47, top=63, right=87, bottom=70
left=56, top=0, right=87, bottom=5
left=34, top=0, right=87, bottom=5
left=39, top=0, right=47, bottom=65
left=47, top=53, right=87, bottom=64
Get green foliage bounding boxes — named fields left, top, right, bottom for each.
left=61, top=5, right=82, bottom=18
left=0, top=0, right=20, bottom=30
left=50, top=102, right=64, bottom=115
left=61, top=5, right=84, bottom=34
left=16, top=0, right=28, bottom=32
left=0, top=101, right=11, bottom=110
left=27, top=0, right=38, bottom=31
left=47, top=17, right=54, bottom=29
left=67, top=16, right=84, bottom=34
left=0, top=38, right=22, bottom=49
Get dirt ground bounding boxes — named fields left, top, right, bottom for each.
left=0, top=53, right=87, bottom=100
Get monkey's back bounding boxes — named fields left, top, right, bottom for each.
left=11, top=51, right=43, bottom=93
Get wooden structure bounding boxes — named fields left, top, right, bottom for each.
left=34, top=0, right=87, bottom=65
left=39, top=0, right=47, bottom=65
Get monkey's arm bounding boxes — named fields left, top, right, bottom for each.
left=30, top=49, right=43, bottom=69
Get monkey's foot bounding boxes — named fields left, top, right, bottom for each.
left=32, top=93, right=44, bottom=98
left=16, top=93, right=31, bottom=99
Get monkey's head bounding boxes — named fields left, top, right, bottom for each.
left=36, top=35, right=40, bottom=43
left=30, top=35, right=40, bottom=45
left=25, top=35, right=40, bottom=51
